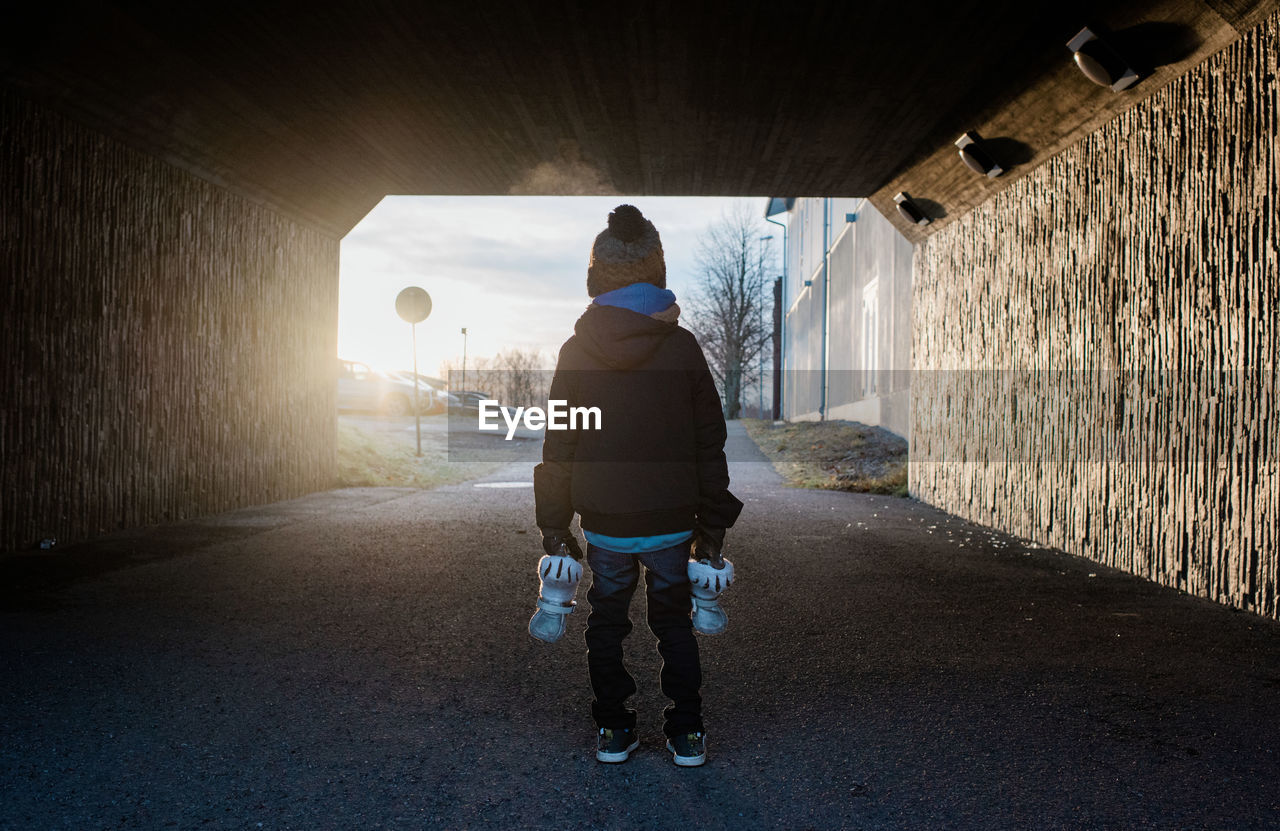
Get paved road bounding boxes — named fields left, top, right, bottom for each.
left=3, top=424, right=1279, bottom=829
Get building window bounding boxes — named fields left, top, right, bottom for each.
left=862, top=278, right=879, bottom=397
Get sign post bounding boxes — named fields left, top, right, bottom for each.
left=395, top=287, right=433, bottom=457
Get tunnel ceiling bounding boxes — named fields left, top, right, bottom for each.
left=3, top=0, right=1274, bottom=236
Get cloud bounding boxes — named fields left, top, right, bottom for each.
left=337, top=195, right=773, bottom=374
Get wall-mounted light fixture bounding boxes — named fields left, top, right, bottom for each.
left=893, top=192, right=930, bottom=226
left=1067, top=27, right=1138, bottom=91
left=955, top=132, right=1003, bottom=178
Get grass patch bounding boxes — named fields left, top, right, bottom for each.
left=336, top=421, right=500, bottom=489
left=742, top=418, right=909, bottom=496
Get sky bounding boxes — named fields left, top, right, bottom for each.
left=337, top=196, right=780, bottom=376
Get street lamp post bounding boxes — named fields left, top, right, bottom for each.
left=759, top=235, right=774, bottom=419
left=765, top=211, right=788, bottom=421
left=460, top=327, right=468, bottom=393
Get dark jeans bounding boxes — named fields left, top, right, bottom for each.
left=585, top=541, right=703, bottom=738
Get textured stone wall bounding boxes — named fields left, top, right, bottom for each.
left=911, top=12, right=1280, bottom=618
left=916, top=11, right=1274, bottom=614
left=1, top=91, right=339, bottom=550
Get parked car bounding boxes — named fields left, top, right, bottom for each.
left=336, top=359, right=422, bottom=416
left=386, top=370, right=446, bottom=414
left=449, top=391, right=492, bottom=414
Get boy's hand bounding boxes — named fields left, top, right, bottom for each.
left=691, top=522, right=726, bottom=566
left=540, top=529, right=584, bottom=561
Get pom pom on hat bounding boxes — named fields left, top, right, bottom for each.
left=587, top=205, right=666, bottom=297
left=607, top=205, right=648, bottom=243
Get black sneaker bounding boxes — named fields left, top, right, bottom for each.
left=596, top=727, right=639, bottom=763
left=665, top=731, right=707, bottom=766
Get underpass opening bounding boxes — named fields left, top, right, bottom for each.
left=334, top=195, right=797, bottom=485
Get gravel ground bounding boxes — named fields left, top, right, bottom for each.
left=2, top=423, right=1279, bottom=829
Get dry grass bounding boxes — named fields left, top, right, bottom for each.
left=742, top=418, right=909, bottom=496
left=336, top=421, right=500, bottom=489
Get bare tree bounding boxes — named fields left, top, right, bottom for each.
left=438, top=347, right=549, bottom=409
left=491, top=347, right=549, bottom=409
left=686, top=205, right=774, bottom=420
left=439, top=354, right=492, bottom=394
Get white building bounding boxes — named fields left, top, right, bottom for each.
left=768, top=197, right=913, bottom=438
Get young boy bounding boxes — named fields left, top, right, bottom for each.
left=533, top=205, right=742, bottom=767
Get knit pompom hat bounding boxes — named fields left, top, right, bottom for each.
left=586, top=205, right=666, bottom=297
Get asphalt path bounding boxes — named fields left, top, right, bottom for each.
left=3, top=423, right=1279, bottom=829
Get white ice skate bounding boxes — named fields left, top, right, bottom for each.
left=528, top=553, right=582, bottom=643
left=687, top=556, right=735, bottom=635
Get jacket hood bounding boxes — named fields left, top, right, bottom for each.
left=573, top=304, right=677, bottom=369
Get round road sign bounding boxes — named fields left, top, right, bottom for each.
left=395, top=286, right=432, bottom=323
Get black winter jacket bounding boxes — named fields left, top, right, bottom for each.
left=533, top=304, right=743, bottom=537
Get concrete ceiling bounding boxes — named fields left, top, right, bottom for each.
left=3, top=1, right=1274, bottom=236
left=869, top=0, right=1278, bottom=242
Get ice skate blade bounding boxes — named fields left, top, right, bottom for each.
left=528, top=611, right=567, bottom=643
left=691, top=608, right=727, bottom=635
